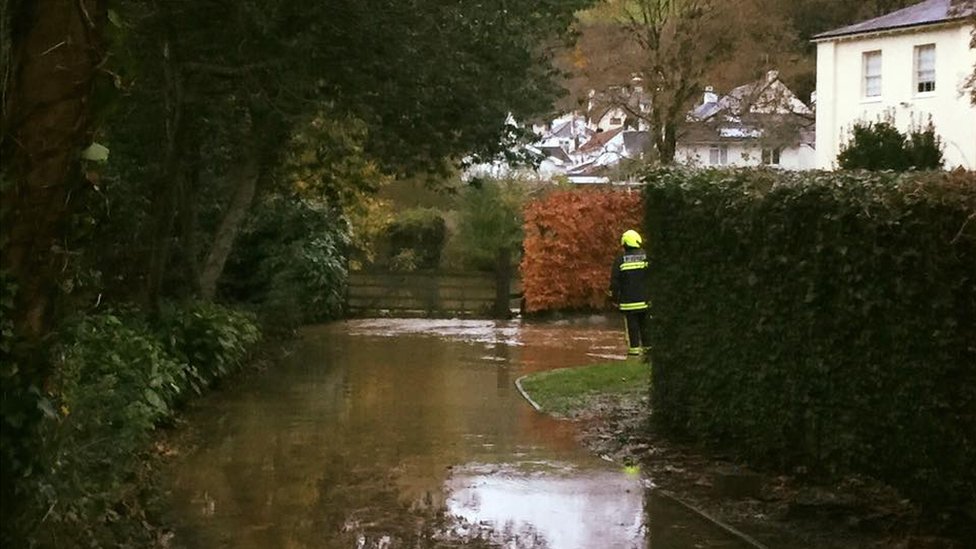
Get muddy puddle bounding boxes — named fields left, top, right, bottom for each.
left=165, top=318, right=749, bottom=548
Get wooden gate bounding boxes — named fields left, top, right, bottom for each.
left=346, top=271, right=522, bottom=317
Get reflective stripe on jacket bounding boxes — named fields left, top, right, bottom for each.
left=610, top=248, right=649, bottom=311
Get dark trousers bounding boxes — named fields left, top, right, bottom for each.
left=622, top=310, right=649, bottom=355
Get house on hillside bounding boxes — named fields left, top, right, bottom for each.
left=535, top=113, right=594, bottom=154
left=813, top=0, right=976, bottom=170
left=565, top=128, right=651, bottom=184
left=677, top=70, right=817, bottom=170
left=587, top=79, right=651, bottom=133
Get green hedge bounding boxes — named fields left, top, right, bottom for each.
left=6, top=302, right=260, bottom=547
left=642, top=168, right=976, bottom=509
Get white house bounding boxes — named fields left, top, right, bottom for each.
left=535, top=113, right=594, bottom=153
left=562, top=128, right=651, bottom=184
left=592, top=106, right=629, bottom=132
left=586, top=79, right=651, bottom=133
left=676, top=71, right=817, bottom=170
left=814, top=0, right=976, bottom=170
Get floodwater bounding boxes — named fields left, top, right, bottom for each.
left=166, top=318, right=749, bottom=548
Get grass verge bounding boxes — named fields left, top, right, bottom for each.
left=517, top=360, right=650, bottom=417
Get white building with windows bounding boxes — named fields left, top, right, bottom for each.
left=814, top=0, right=976, bottom=170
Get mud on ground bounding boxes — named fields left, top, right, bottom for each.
left=563, top=394, right=970, bottom=549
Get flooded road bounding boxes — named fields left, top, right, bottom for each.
left=166, top=318, right=749, bottom=548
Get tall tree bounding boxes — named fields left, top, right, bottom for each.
left=0, top=0, right=108, bottom=534
left=565, top=0, right=808, bottom=163
left=596, top=0, right=735, bottom=163
left=104, top=0, right=597, bottom=306
left=1, top=0, right=107, bottom=339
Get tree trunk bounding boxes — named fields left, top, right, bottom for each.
left=0, top=0, right=106, bottom=340
left=176, top=140, right=203, bottom=297
left=141, top=38, right=185, bottom=309
left=197, top=151, right=259, bottom=301
left=660, top=121, right=677, bottom=164
left=492, top=247, right=513, bottom=319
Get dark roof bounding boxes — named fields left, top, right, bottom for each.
left=814, top=0, right=973, bottom=40
left=538, top=145, right=572, bottom=163
left=692, top=101, right=723, bottom=120
left=680, top=123, right=752, bottom=145
left=549, top=120, right=572, bottom=139
left=691, top=71, right=812, bottom=122
left=680, top=114, right=814, bottom=146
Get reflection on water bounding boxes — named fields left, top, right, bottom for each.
left=166, top=318, right=745, bottom=548
left=445, top=462, right=644, bottom=549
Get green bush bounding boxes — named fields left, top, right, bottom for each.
left=905, top=123, right=944, bottom=170
left=221, top=196, right=349, bottom=328
left=1, top=274, right=46, bottom=545
left=838, top=119, right=944, bottom=171
left=25, top=312, right=183, bottom=546
left=156, top=301, right=260, bottom=393
left=387, top=208, right=446, bottom=270
left=642, top=168, right=975, bottom=511
left=454, top=178, right=526, bottom=272
left=6, top=303, right=260, bottom=547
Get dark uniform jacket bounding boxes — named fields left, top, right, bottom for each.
left=610, top=247, right=649, bottom=311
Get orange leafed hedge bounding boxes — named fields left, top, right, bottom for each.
left=521, top=188, right=644, bottom=313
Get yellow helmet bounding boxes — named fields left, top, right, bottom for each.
left=621, top=229, right=642, bottom=248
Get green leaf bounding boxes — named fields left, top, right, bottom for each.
left=144, top=388, right=167, bottom=412
left=37, top=397, right=58, bottom=419
left=107, top=9, right=123, bottom=28
left=80, top=142, right=110, bottom=162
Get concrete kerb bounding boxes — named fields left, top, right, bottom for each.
left=513, top=375, right=544, bottom=413
left=656, top=490, right=770, bottom=549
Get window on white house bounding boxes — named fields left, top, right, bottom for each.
left=915, top=44, right=935, bottom=93
left=762, top=148, right=781, bottom=165
left=709, top=145, right=728, bottom=165
left=863, top=51, right=882, bottom=98
left=609, top=117, right=623, bottom=126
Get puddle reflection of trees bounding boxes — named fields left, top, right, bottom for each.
left=169, top=321, right=640, bottom=548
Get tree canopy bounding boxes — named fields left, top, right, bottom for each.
left=1, top=1, right=597, bottom=543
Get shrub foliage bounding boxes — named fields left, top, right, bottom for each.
left=837, top=120, right=944, bottom=171
left=642, top=168, right=976, bottom=509
left=221, top=196, right=349, bottom=328
left=455, top=178, right=527, bottom=272
left=7, top=303, right=260, bottom=546
left=387, top=208, right=448, bottom=271
left=521, top=188, right=643, bottom=312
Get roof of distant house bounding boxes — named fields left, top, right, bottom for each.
left=813, top=0, right=973, bottom=41
left=681, top=113, right=815, bottom=146
left=541, top=115, right=593, bottom=142
left=538, top=145, right=572, bottom=163
left=691, top=71, right=812, bottom=122
left=577, top=127, right=624, bottom=153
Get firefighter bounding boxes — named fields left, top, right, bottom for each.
left=609, top=229, right=649, bottom=357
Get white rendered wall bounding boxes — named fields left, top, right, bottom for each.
left=676, top=143, right=814, bottom=170
left=816, top=24, right=976, bottom=170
